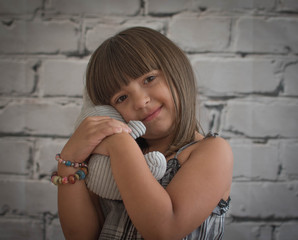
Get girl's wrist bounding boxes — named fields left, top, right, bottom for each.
left=92, top=132, right=132, bottom=157
left=57, top=162, right=77, bottom=175
left=53, top=166, right=88, bottom=185
left=105, top=132, right=137, bottom=154
left=60, top=148, right=87, bottom=164
left=56, top=154, right=88, bottom=175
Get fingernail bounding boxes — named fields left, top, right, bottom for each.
left=123, top=128, right=131, bottom=133
left=115, top=127, right=122, bottom=133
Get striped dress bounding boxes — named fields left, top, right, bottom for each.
left=97, top=134, right=230, bottom=239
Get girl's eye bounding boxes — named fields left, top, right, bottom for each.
left=144, top=75, right=155, bottom=84
left=116, top=95, right=127, bottom=104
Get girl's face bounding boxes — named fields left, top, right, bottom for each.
left=110, top=70, right=176, bottom=142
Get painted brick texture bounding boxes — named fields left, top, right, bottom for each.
left=0, top=0, right=297, bottom=239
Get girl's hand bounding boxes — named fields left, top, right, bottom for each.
left=60, top=116, right=131, bottom=162
left=92, top=130, right=132, bottom=156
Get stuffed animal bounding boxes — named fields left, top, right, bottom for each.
left=75, top=88, right=167, bottom=200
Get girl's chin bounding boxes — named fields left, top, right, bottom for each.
left=142, top=129, right=173, bottom=141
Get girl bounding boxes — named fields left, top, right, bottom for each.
left=56, top=27, right=233, bottom=240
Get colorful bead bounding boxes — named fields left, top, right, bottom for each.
left=68, top=175, right=76, bottom=184
left=80, top=167, right=87, bottom=174
left=58, top=177, right=63, bottom=184
left=76, top=170, right=85, bottom=180
left=52, top=176, right=60, bottom=185
left=65, top=161, right=71, bottom=167
left=62, top=177, right=68, bottom=184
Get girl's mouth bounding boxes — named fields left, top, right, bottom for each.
left=142, top=106, right=162, bottom=122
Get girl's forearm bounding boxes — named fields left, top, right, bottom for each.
left=106, top=133, right=178, bottom=239
left=57, top=164, right=100, bottom=240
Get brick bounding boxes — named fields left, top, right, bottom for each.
left=0, top=0, right=41, bottom=15
left=85, top=21, right=165, bottom=52
left=230, top=139, right=280, bottom=180
left=278, top=0, right=298, bottom=12
left=196, top=103, right=210, bottom=134
left=277, top=222, right=298, bottom=240
left=46, top=218, right=65, bottom=240
left=86, top=24, right=122, bottom=52
left=0, top=59, right=35, bottom=95
left=0, top=180, right=57, bottom=215
left=42, top=59, right=88, bottom=96
left=0, top=218, right=43, bottom=240
left=192, top=57, right=280, bottom=96
left=283, top=62, right=298, bottom=96
left=230, top=181, right=298, bottom=218
left=197, top=99, right=224, bottom=134
left=0, top=138, right=32, bottom=174
left=148, top=0, right=275, bottom=14
left=194, top=0, right=275, bottom=10
left=168, top=14, right=231, bottom=52
left=280, top=140, right=298, bottom=177
left=235, top=17, right=298, bottom=53
left=148, top=0, right=191, bottom=15
left=49, top=0, right=140, bottom=16
left=0, top=19, right=78, bottom=54
left=223, top=97, right=298, bottom=138
left=37, top=138, right=68, bottom=176
left=225, top=222, right=273, bottom=240
left=0, top=100, right=81, bottom=136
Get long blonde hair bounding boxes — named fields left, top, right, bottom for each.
left=86, top=27, right=200, bottom=156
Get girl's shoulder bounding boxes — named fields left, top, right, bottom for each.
left=165, top=132, right=233, bottom=227
left=177, top=132, right=233, bottom=167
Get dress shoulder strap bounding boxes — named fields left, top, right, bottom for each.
left=174, top=132, right=218, bottom=159
left=205, top=132, right=218, bottom=138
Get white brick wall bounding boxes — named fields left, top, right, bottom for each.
left=0, top=100, right=81, bottom=136
left=48, top=0, right=141, bottom=16
left=0, top=138, right=33, bottom=174
left=0, top=59, right=36, bottom=95
left=223, top=97, right=298, bottom=138
left=0, top=218, right=44, bottom=240
left=235, top=17, right=298, bottom=54
left=0, top=0, right=297, bottom=239
left=41, top=59, right=88, bottom=96
left=169, top=14, right=231, bottom=52
left=192, top=57, right=280, bottom=95
left=0, top=19, right=79, bottom=53
left=284, top=62, right=298, bottom=96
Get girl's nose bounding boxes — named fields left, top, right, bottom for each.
left=133, top=90, right=150, bottom=110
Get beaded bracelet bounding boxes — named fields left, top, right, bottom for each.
left=55, top=153, right=88, bottom=168
left=51, top=167, right=88, bottom=185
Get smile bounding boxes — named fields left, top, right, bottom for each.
left=142, top=106, right=162, bottom=122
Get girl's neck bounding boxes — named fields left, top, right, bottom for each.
left=146, top=134, right=174, bottom=156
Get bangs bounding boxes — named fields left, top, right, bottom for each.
left=86, top=34, right=160, bottom=105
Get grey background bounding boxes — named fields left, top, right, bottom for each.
left=0, top=0, right=298, bottom=239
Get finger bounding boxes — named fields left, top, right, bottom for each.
left=95, top=124, right=130, bottom=138
left=94, top=118, right=132, bottom=133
